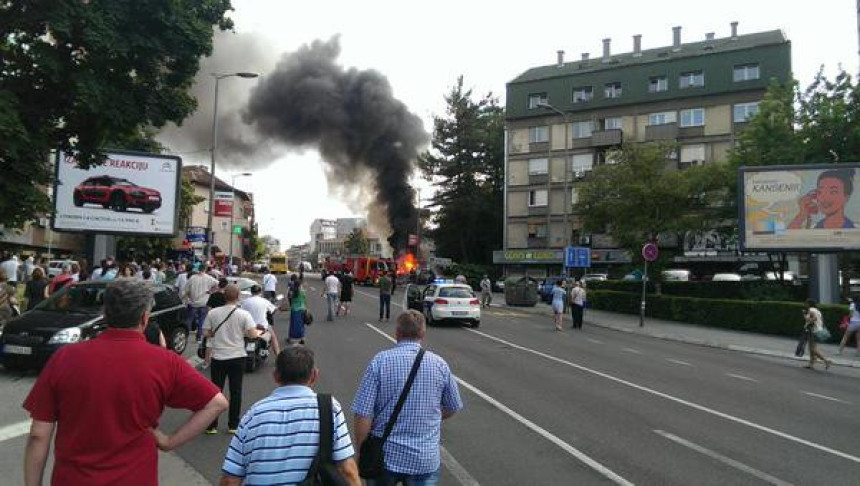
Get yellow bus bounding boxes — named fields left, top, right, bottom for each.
left=270, top=253, right=288, bottom=274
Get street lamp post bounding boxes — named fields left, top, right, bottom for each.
left=228, top=172, right=252, bottom=271
left=537, top=102, right=573, bottom=248
left=205, top=72, right=259, bottom=262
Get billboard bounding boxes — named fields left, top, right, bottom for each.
left=53, top=150, right=181, bottom=236
left=739, top=164, right=860, bottom=251
left=214, top=191, right=233, bottom=217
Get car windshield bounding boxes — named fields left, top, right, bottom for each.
left=34, top=284, right=106, bottom=313
left=114, top=180, right=134, bottom=186
left=439, top=287, right=473, bottom=298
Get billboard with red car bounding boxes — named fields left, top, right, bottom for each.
left=53, top=151, right=181, bottom=236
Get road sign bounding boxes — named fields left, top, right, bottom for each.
left=564, top=246, right=591, bottom=268
left=642, top=243, right=659, bottom=262
left=233, top=224, right=243, bottom=235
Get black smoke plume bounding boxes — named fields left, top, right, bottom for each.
left=242, top=37, right=427, bottom=251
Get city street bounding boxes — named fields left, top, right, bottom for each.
left=1, top=274, right=860, bottom=485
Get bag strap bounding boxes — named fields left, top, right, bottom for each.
left=210, top=306, right=239, bottom=337
left=318, top=393, right=334, bottom=464
left=381, top=348, right=425, bottom=443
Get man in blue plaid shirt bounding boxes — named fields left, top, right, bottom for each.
left=352, top=310, right=463, bottom=485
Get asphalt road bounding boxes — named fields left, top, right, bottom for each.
left=3, top=273, right=860, bottom=485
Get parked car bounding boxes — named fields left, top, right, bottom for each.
left=622, top=271, right=643, bottom=282
left=712, top=273, right=742, bottom=282
left=226, top=276, right=259, bottom=299
left=47, top=259, right=79, bottom=277
left=73, top=176, right=162, bottom=213
left=662, top=269, right=692, bottom=281
left=494, top=279, right=506, bottom=292
left=582, top=273, right=608, bottom=283
left=539, top=277, right=567, bottom=303
left=0, top=281, right=188, bottom=370
left=764, top=271, right=796, bottom=282
left=406, top=282, right=480, bottom=328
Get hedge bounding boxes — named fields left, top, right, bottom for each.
left=589, top=290, right=847, bottom=342
left=588, top=280, right=808, bottom=302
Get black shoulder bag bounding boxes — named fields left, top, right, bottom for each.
left=358, top=348, right=425, bottom=479
left=300, top=393, right=348, bottom=486
left=196, top=306, right=238, bottom=359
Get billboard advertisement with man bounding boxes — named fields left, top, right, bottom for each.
left=739, top=164, right=860, bottom=251
left=53, top=151, right=182, bottom=236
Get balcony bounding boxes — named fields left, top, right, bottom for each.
left=527, top=237, right=548, bottom=248
left=528, top=174, right=548, bottom=185
left=645, top=123, right=678, bottom=141
left=528, top=141, right=550, bottom=153
left=591, top=129, right=623, bottom=147
left=528, top=206, right=549, bottom=216
left=678, top=126, right=704, bottom=139
left=570, top=137, right=593, bottom=149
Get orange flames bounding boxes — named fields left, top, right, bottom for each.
left=396, top=253, right=417, bottom=275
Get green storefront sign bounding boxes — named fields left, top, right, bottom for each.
left=492, top=250, right=564, bottom=264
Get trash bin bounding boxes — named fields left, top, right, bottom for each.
left=504, top=276, right=539, bottom=307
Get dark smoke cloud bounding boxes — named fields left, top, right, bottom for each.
left=241, top=36, right=428, bottom=250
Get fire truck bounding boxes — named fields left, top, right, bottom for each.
left=322, top=256, right=394, bottom=286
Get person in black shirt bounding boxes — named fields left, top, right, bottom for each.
left=207, top=278, right=229, bottom=309
left=338, top=270, right=354, bottom=316
left=25, top=267, right=48, bottom=311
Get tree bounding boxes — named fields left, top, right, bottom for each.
left=242, top=225, right=265, bottom=262
left=344, top=228, right=369, bottom=255
left=0, top=0, right=233, bottom=230
left=418, top=76, right=504, bottom=265
left=574, top=142, right=729, bottom=264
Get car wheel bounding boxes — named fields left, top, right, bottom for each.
left=110, top=192, right=127, bottom=212
left=471, top=320, right=480, bottom=329
left=425, top=309, right=435, bottom=326
left=73, top=192, right=83, bottom=207
left=142, top=205, right=155, bottom=214
left=168, top=327, right=188, bottom=355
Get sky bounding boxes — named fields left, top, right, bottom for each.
left=157, top=0, right=860, bottom=250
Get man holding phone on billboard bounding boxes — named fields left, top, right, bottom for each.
left=788, top=168, right=856, bottom=230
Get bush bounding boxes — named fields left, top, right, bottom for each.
left=589, top=290, right=847, bottom=342
left=588, top=280, right=807, bottom=302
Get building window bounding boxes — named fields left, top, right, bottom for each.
left=571, top=153, right=593, bottom=176
left=604, top=82, right=622, bottom=99
left=733, top=64, right=760, bottom=82
left=679, top=71, right=704, bottom=89
left=570, top=188, right=579, bottom=205
left=679, top=108, right=705, bottom=127
left=572, top=121, right=594, bottom=139
left=528, top=223, right=548, bottom=238
left=528, top=158, right=549, bottom=175
left=648, top=111, right=677, bottom=126
left=680, top=144, right=706, bottom=165
left=649, top=76, right=668, bottom=93
left=529, top=126, right=549, bottom=143
left=572, top=86, right=593, bottom=103
left=528, top=189, right=548, bottom=207
left=603, top=117, right=622, bottom=130
left=528, top=93, right=548, bottom=109
left=733, top=102, right=759, bottom=122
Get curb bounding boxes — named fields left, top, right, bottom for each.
left=494, top=305, right=860, bottom=369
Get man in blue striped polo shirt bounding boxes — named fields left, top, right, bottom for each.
left=352, top=310, right=463, bottom=485
left=219, top=346, right=361, bottom=485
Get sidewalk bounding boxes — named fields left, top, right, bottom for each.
left=491, top=294, right=860, bottom=368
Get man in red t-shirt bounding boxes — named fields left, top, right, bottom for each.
left=23, top=279, right=228, bottom=486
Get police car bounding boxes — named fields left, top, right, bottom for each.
left=406, top=280, right=481, bottom=328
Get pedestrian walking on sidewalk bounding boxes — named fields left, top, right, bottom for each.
left=569, top=281, right=586, bottom=329
left=202, top=285, right=260, bottom=434
left=378, top=272, right=392, bottom=322
left=803, top=299, right=832, bottom=370
left=551, top=280, right=566, bottom=331
left=352, top=310, right=463, bottom=485
left=324, top=272, right=340, bottom=321
left=838, top=296, right=860, bottom=355
left=218, top=346, right=360, bottom=486
left=22, top=279, right=227, bottom=486
left=480, top=275, right=492, bottom=308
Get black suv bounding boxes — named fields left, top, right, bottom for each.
left=0, top=281, right=189, bottom=370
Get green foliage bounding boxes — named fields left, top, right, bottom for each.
left=418, top=76, right=504, bottom=265
left=589, top=290, right=847, bottom=341
left=242, top=226, right=264, bottom=262
left=574, top=142, right=730, bottom=264
left=0, top=0, right=233, bottom=230
left=588, top=280, right=808, bottom=302
left=344, top=228, right=369, bottom=255
left=444, top=263, right=492, bottom=290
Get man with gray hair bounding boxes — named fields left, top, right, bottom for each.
left=23, top=278, right=227, bottom=486
left=352, top=310, right=463, bottom=485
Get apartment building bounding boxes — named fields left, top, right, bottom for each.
left=498, top=23, right=792, bottom=276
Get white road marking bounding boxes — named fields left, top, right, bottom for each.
left=587, top=338, right=604, bottom=344
left=308, top=286, right=317, bottom=292
left=440, top=446, right=481, bottom=486
left=666, top=358, right=693, bottom=367
left=654, top=430, right=793, bottom=486
left=622, top=347, right=642, bottom=354
left=726, top=373, right=758, bottom=383
left=0, top=420, right=31, bottom=443
left=466, top=328, right=860, bottom=465
left=364, top=322, right=632, bottom=486
left=802, top=392, right=851, bottom=405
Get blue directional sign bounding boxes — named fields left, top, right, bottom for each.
left=564, top=246, right=591, bottom=268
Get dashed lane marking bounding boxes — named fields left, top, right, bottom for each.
left=465, top=328, right=860, bottom=465
left=587, top=338, right=604, bottom=344
left=654, top=430, right=793, bottom=486
left=726, top=373, right=758, bottom=383
left=666, top=358, right=693, bottom=367
left=364, top=322, right=633, bottom=486
left=0, top=420, right=30, bottom=443
left=802, top=391, right=851, bottom=405
left=622, top=347, right=642, bottom=354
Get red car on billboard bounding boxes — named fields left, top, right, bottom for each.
left=73, top=176, right=162, bottom=213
